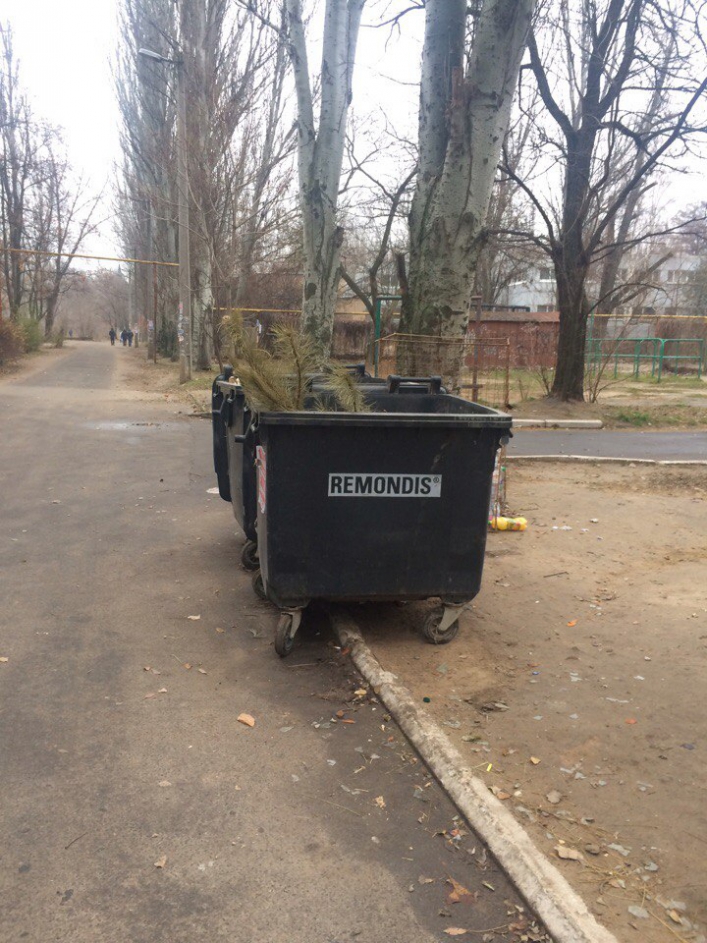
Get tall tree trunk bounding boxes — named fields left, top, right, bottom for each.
left=552, top=252, right=590, bottom=400
left=399, top=0, right=533, bottom=378
left=550, top=127, right=594, bottom=399
left=44, top=288, right=60, bottom=337
left=285, top=0, right=366, bottom=365
left=182, top=0, right=213, bottom=370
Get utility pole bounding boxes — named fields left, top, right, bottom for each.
left=138, top=46, right=192, bottom=382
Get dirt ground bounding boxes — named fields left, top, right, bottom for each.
left=357, top=463, right=707, bottom=943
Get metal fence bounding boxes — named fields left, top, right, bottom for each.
left=371, top=333, right=511, bottom=410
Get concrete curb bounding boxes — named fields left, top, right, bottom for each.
left=332, top=610, right=618, bottom=943
left=507, top=454, right=707, bottom=467
left=512, top=419, right=604, bottom=429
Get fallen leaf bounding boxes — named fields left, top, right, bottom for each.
left=187, top=615, right=201, bottom=621
left=158, top=688, right=168, bottom=694
left=529, top=756, right=541, bottom=765
left=341, top=718, right=355, bottom=725
left=340, top=647, right=350, bottom=656
left=418, top=875, right=435, bottom=885
left=237, top=713, right=255, bottom=728
left=625, top=718, right=638, bottom=725
left=183, top=663, right=192, bottom=670
left=215, top=627, right=225, bottom=634
left=374, top=796, right=386, bottom=809
left=144, top=693, right=157, bottom=699
left=158, top=780, right=171, bottom=787
left=567, top=620, right=577, bottom=627
left=143, top=666, right=152, bottom=671
left=354, top=688, right=367, bottom=697
left=154, top=855, right=167, bottom=869
left=482, top=882, right=495, bottom=892
left=546, top=790, right=563, bottom=805
left=335, top=710, right=345, bottom=718
left=197, top=668, right=207, bottom=675
left=444, top=930, right=468, bottom=937
left=0, top=657, right=8, bottom=663
left=447, top=877, right=472, bottom=903
left=668, top=910, right=682, bottom=924
left=555, top=845, right=584, bottom=863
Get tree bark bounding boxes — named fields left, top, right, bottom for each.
left=285, top=0, right=366, bottom=365
left=400, top=0, right=534, bottom=375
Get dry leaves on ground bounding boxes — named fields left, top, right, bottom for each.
left=447, top=877, right=472, bottom=903
left=237, top=713, right=255, bottom=727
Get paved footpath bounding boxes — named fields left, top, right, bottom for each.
left=0, top=343, right=543, bottom=943
left=510, top=427, right=707, bottom=460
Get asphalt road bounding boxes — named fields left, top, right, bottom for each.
left=510, top=428, right=707, bottom=460
left=0, top=343, right=539, bottom=943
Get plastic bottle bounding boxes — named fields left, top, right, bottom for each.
left=490, top=516, right=527, bottom=532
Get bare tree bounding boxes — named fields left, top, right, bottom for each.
left=397, top=0, right=534, bottom=348
left=0, top=23, right=44, bottom=320
left=282, top=0, right=367, bottom=363
left=39, top=149, right=101, bottom=336
left=510, top=0, right=707, bottom=400
left=115, top=0, right=179, bottom=351
left=338, top=128, right=416, bottom=320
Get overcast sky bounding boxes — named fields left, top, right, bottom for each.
left=2, top=0, right=423, bottom=261
left=4, top=0, right=120, bottom=222
left=2, top=1, right=702, bottom=265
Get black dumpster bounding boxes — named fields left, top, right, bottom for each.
left=212, top=369, right=260, bottom=569
left=212, top=364, right=386, bottom=572
left=253, top=378, right=511, bottom=655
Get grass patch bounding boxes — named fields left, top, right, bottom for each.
left=605, top=404, right=707, bottom=428
left=182, top=372, right=219, bottom=392
left=610, top=408, right=653, bottom=426
left=622, top=372, right=705, bottom=389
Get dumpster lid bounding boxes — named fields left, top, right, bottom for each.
left=258, top=404, right=512, bottom=430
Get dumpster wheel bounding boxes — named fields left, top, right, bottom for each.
left=275, top=610, right=303, bottom=658
left=423, top=605, right=462, bottom=645
left=241, top=540, right=259, bottom=571
left=252, top=570, right=267, bottom=601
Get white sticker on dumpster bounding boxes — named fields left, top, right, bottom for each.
left=328, top=474, right=441, bottom=498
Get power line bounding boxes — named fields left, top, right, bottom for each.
left=0, top=245, right=178, bottom=268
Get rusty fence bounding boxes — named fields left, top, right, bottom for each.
left=371, top=333, right=511, bottom=410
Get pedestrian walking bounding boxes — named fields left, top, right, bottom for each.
left=109, top=328, right=116, bottom=346
left=127, top=330, right=134, bottom=348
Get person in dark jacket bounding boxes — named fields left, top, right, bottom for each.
left=109, top=328, right=116, bottom=346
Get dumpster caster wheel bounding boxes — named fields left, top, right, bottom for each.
left=252, top=570, right=267, bottom=601
left=275, top=610, right=302, bottom=658
left=241, top=540, right=259, bottom=571
left=423, top=606, right=461, bottom=645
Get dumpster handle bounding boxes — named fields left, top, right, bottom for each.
left=233, top=414, right=253, bottom=444
left=387, top=375, right=443, bottom=394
